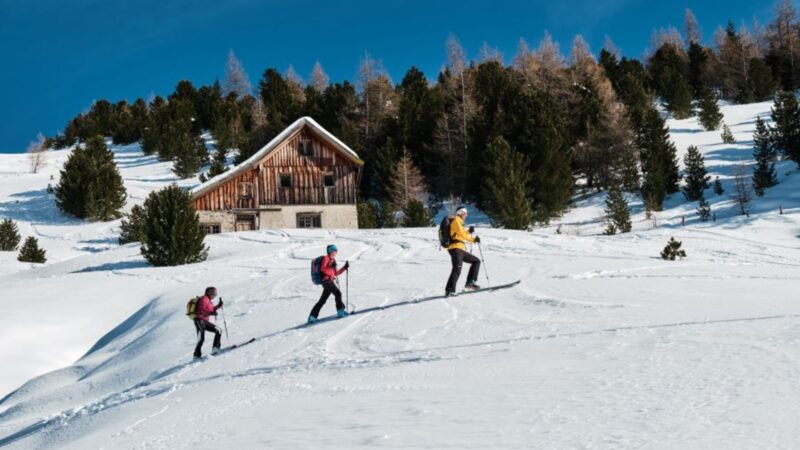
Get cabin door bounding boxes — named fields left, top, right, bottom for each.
left=235, top=214, right=256, bottom=232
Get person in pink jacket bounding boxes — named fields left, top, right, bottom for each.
left=194, top=286, right=223, bottom=358
left=307, top=244, right=350, bottom=323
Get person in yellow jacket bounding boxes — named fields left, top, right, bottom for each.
left=445, top=206, right=481, bottom=296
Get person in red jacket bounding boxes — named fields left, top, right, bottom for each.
left=308, top=245, right=350, bottom=323
left=194, top=286, right=223, bottom=358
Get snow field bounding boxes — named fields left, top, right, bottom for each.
left=0, top=101, right=799, bottom=448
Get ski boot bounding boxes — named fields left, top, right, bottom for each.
left=307, top=315, right=319, bottom=324
left=337, top=309, right=348, bottom=318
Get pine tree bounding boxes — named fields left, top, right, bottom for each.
left=696, top=87, right=723, bottom=131
left=697, top=196, right=711, bottom=222
left=357, top=202, right=378, bottom=229
left=682, top=145, right=710, bottom=201
left=207, top=147, right=227, bottom=178
left=55, top=136, right=127, bottom=221
left=639, top=108, right=681, bottom=210
left=376, top=201, right=397, bottom=228
left=686, top=40, right=708, bottom=96
left=660, top=237, right=687, bottom=260
left=0, top=218, right=21, bottom=251
left=720, top=123, right=736, bottom=144
left=713, top=176, right=725, bottom=195
left=17, top=236, right=46, bottom=263
left=118, top=205, right=145, bottom=244
left=771, top=91, right=800, bottom=165
left=402, top=199, right=434, bottom=227
left=482, top=136, right=534, bottom=230
left=752, top=116, right=779, bottom=196
left=603, top=184, right=632, bottom=234
left=140, top=185, right=208, bottom=266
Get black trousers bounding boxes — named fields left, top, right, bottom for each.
left=446, top=248, right=481, bottom=293
left=194, top=319, right=221, bottom=357
left=310, top=279, right=344, bottom=318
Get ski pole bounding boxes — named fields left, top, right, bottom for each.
left=220, top=298, right=229, bottom=341
left=346, top=267, right=349, bottom=312
left=477, top=242, right=492, bottom=288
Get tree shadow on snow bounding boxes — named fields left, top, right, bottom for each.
left=0, top=189, right=83, bottom=226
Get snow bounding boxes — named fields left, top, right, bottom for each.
left=0, top=102, right=799, bottom=448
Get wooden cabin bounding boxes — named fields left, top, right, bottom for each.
left=191, top=117, right=364, bottom=233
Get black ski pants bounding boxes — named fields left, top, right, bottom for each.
left=309, top=279, right=344, bottom=318
left=194, top=318, right=221, bottom=358
left=446, top=248, right=480, bottom=293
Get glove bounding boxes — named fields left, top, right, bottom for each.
left=217, top=299, right=223, bottom=309
left=469, top=226, right=475, bottom=234
left=343, top=261, right=350, bottom=271
left=474, top=236, right=481, bottom=243
left=212, top=311, right=218, bottom=317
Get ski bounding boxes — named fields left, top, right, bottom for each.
left=299, top=280, right=521, bottom=327
left=194, top=337, right=256, bottom=360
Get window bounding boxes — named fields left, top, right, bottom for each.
left=324, top=173, right=335, bottom=187
left=297, top=213, right=321, bottom=228
left=299, top=139, right=313, bottom=156
left=201, top=224, right=221, bottom=235
left=239, top=182, right=254, bottom=197
left=279, top=174, right=292, bottom=188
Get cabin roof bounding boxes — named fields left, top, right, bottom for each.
left=191, top=116, right=363, bottom=199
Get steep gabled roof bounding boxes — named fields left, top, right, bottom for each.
left=191, top=116, right=363, bottom=198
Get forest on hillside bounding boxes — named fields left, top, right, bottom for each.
left=45, top=1, right=800, bottom=229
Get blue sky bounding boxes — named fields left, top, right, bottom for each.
left=0, top=0, right=778, bottom=153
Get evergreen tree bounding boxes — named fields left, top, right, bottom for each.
left=165, top=97, right=207, bottom=178
left=639, top=108, right=680, bottom=210
left=771, top=91, right=800, bottom=165
left=206, top=147, right=227, bottom=179
left=713, top=176, right=725, bottom=195
left=687, top=41, right=709, bottom=97
left=752, top=116, right=779, bottom=196
left=482, top=136, right=534, bottom=230
left=682, top=145, right=710, bottom=201
left=141, top=96, right=167, bottom=156
left=55, top=136, right=127, bottom=221
left=648, top=43, right=693, bottom=119
left=720, top=123, right=736, bottom=144
left=505, top=88, right=573, bottom=222
left=696, top=87, right=723, bottom=131
left=603, top=184, right=632, bottom=234
left=357, top=202, right=378, bottom=229
left=748, top=58, right=776, bottom=102
left=0, top=218, right=21, bottom=251
left=402, top=199, right=434, bottom=227
left=118, top=205, right=145, bottom=244
left=17, top=236, right=46, bottom=263
left=660, top=237, right=687, bottom=260
left=376, top=201, right=397, bottom=228
left=697, top=196, right=711, bottom=222
left=140, top=185, right=208, bottom=266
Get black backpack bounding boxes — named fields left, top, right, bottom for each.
left=438, top=216, right=453, bottom=248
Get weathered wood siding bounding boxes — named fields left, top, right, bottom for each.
left=193, top=126, right=360, bottom=211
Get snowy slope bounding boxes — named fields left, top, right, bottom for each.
left=0, top=103, right=799, bottom=449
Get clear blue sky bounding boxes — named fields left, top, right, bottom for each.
left=0, top=0, right=778, bottom=153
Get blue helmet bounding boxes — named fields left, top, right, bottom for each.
left=326, top=244, right=338, bottom=254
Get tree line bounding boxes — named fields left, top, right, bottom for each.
left=47, top=1, right=800, bottom=230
